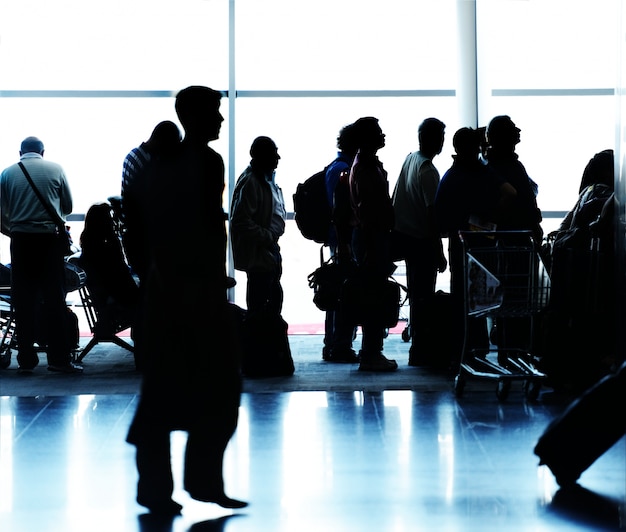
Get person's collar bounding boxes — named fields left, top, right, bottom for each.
left=20, top=152, right=43, bottom=160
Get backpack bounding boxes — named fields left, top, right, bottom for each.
left=293, top=166, right=332, bottom=244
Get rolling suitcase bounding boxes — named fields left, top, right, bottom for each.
left=534, top=361, right=626, bottom=487
left=409, top=291, right=464, bottom=370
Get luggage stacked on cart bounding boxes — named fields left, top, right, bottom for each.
left=536, top=188, right=617, bottom=394
left=454, top=231, right=550, bottom=401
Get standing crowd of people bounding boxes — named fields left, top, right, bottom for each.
left=0, top=83, right=617, bottom=511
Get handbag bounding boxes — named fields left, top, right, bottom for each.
left=340, top=271, right=406, bottom=328
left=17, top=162, right=73, bottom=256
left=307, top=246, right=356, bottom=312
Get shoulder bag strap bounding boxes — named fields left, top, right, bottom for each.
left=17, top=161, right=65, bottom=231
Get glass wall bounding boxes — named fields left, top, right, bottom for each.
left=0, top=0, right=621, bottom=327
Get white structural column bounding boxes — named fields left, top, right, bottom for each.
left=456, top=0, right=478, bottom=128
left=616, top=0, right=626, bottom=355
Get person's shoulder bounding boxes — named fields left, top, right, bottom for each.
left=0, top=162, right=17, bottom=175
left=326, top=157, right=349, bottom=174
left=206, top=145, right=223, bottom=160
left=37, top=158, right=65, bottom=174
left=235, top=165, right=255, bottom=185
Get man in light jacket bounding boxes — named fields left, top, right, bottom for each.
left=230, top=136, right=286, bottom=316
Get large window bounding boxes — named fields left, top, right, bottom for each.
left=0, top=0, right=621, bottom=326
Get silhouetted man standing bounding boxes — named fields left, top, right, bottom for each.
left=126, top=86, right=247, bottom=515
left=0, top=136, right=81, bottom=374
left=392, top=118, right=448, bottom=366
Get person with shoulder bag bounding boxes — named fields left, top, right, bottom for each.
left=0, top=136, right=81, bottom=374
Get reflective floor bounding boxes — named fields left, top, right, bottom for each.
left=1, top=390, right=625, bottom=532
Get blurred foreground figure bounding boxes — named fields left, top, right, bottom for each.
left=126, top=86, right=247, bottom=515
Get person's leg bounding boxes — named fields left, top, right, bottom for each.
left=358, top=321, right=397, bottom=371
left=246, top=270, right=272, bottom=314
left=40, top=240, right=75, bottom=368
left=323, top=309, right=333, bottom=360
left=407, top=239, right=438, bottom=364
left=134, top=433, right=180, bottom=514
left=267, top=261, right=284, bottom=316
left=328, top=307, right=359, bottom=362
left=184, top=405, right=247, bottom=509
left=10, top=234, right=41, bottom=370
left=127, top=390, right=181, bottom=514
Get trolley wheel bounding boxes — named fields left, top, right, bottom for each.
left=0, top=351, right=11, bottom=370
left=454, top=374, right=465, bottom=397
left=523, top=379, right=541, bottom=402
left=401, top=325, right=411, bottom=342
left=496, top=379, right=510, bottom=401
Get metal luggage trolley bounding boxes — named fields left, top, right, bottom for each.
left=454, top=230, right=551, bottom=401
left=0, top=260, right=86, bottom=369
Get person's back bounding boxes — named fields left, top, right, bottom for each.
left=436, top=127, right=508, bottom=238
left=321, top=122, right=360, bottom=363
left=390, top=117, right=447, bottom=367
left=1, top=142, right=72, bottom=236
left=484, top=115, right=542, bottom=242
left=79, top=202, right=139, bottom=329
left=0, top=136, right=80, bottom=374
left=392, top=150, right=435, bottom=239
left=344, top=116, right=397, bottom=372
left=559, top=149, right=614, bottom=233
left=121, top=120, right=181, bottom=282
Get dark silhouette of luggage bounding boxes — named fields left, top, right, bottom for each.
left=410, top=291, right=463, bottom=370
left=534, top=361, right=626, bottom=487
left=238, top=307, right=295, bottom=378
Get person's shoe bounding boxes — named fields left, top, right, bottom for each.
left=47, top=362, right=83, bottom=374
left=17, top=352, right=39, bottom=372
left=1, top=352, right=11, bottom=370
left=327, top=347, right=359, bottom=363
left=137, top=497, right=183, bottom=515
left=536, top=456, right=580, bottom=488
left=358, top=353, right=398, bottom=372
left=189, top=492, right=248, bottom=509
left=322, top=346, right=331, bottom=361
left=17, top=366, right=36, bottom=375
left=408, top=356, right=429, bottom=367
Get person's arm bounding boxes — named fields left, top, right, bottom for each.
left=58, top=170, right=73, bottom=218
left=230, top=177, right=275, bottom=248
left=0, top=175, right=10, bottom=236
left=421, top=163, right=447, bottom=272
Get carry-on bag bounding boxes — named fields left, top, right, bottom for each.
left=240, top=310, right=295, bottom=378
left=410, top=290, right=464, bottom=369
left=534, top=361, right=626, bottom=487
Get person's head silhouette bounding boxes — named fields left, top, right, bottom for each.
left=175, top=86, right=223, bottom=145
left=486, top=115, right=520, bottom=152
left=418, top=117, right=446, bottom=158
left=452, top=127, right=481, bottom=161
left=336, top=122, right=359, bottom=158
left=145, top=120, right=181, bottom=157
left=352, top=116, right=385, bottom=154
left=250, top=136, right=280, bottom=174
left=579, top=149, right=614, bottom=192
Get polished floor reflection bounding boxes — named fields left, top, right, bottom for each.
left=0, top=391, right=624, bottom=532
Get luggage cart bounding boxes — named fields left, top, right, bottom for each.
left=454, top=231, right=550, bottom=401
left=0, top=261, right=86, bottom=369
left=0, top=289, right=16, bottom=369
